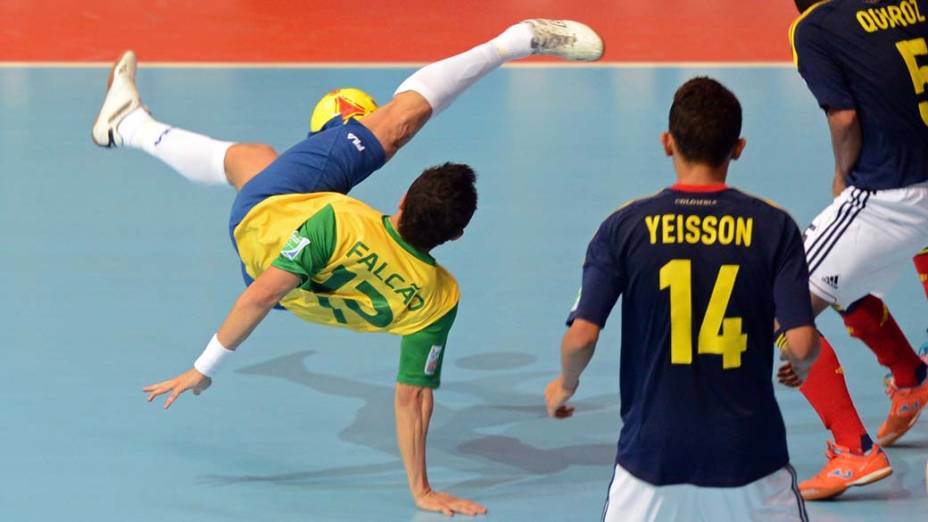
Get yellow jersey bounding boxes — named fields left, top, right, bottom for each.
left=233, top=192, right=460, bottom=335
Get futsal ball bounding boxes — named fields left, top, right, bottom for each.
left=309, top=88, right=378, bottom=133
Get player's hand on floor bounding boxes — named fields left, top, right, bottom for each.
left=777, top=361, right=804, bottom=388
left=415, top=490, right=487, bottom=517
left=544, top=376, right=577, bottom=419
left=144, top=368, right=212, bottom=409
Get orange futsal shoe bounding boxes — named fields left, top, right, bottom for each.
left=878, top=373, right=928, bottom=447
left=799, top=442, right=892, bottom=501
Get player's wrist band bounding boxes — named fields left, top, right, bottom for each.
left=193, top=334, right=233, bottom=377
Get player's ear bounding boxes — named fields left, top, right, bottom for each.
left=661, top=132, right=674, bottom=157
left=398, top=192, right=407, bottom=211
left=731, top=138, right=747, bottom=161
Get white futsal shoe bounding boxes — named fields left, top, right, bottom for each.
left=91, top=50, right=143, bottom=147
left=524, top=19, right=604, bottom=61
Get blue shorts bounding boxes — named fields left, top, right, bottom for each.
left=229, top=117, right=386, bottom=285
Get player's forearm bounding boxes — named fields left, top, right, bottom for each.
left=560, top=324, right=599, bottom=389
left=561, top=343, right=595, bottom=390
left=784, top=325, right=821, bottom=381
left=394, top=383, right=434, bottom=499
left=827, top=108, right=861, bottom=181
left=784, top=325, right=819, bottom=361
left=214, top=267, right=299, bottom=351
left=215, top=292, right=277, bottom=350
left=832, top=169, right=848, bottom=197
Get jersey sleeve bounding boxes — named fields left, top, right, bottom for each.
left=792, top=18, right=856, bottom=111
left=397, top=306, right=457, bottom=389
left=567, top=217, right=626, bottom=327
left=773, top=215, right=815, bottom=331
left=271, top=203, right=338, bottom=284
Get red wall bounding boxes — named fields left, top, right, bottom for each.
left=0, top=1, right=799, bottom=62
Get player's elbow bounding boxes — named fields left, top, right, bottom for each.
left=785, top=325, right=820, bottom=363
left=566, top=319, right=601, bottom=351
left=826, top=108, right=858, bottom=132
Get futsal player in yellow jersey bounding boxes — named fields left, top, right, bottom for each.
left=91, top=20, right=603, bottom=517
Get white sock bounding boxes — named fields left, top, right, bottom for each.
left=491, top=22, right=535, bottom=61
left=117, top=108, right=233, bottom=186
left=394, top=22, right=534, bottom=114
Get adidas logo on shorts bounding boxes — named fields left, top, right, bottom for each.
left=822, top=275, right=840, bottom=289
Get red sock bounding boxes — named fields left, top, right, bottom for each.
left=800, top=334, right=871, bottom=453
left=843, top=295, right=923, bottom=388
left=914, top=249, right=928, bottom=300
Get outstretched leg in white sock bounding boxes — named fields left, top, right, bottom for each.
left=362, top=22, right=535, bottom=160
left=117, top=108, right=277, bottom=189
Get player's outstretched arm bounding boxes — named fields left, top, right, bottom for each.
left=143, top=267, right=300, bottom=408
left=545, top=318, right=601, bottom=419
left=394, top=383, right=487, bottom=517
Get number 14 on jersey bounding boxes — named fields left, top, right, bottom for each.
left=659, top=259, right=748, bottom=369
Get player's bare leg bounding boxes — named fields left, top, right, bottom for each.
left=360, top=91, right=433, bottom=160
left=92, top=50, right=275, bottom=190
left=94, top=19, right=605, bottom=191
left=362, top=19, right=603, bottom=161
left=224, top=143, right=278, bottom=190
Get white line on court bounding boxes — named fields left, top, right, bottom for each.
left=0, top=61, right=794, bottom=69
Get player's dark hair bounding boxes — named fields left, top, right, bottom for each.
left=668, top=77, right=743, bottom=168
left=794, top=0, right=817, bottom=13
left=399, top=162, right=478, bottom=252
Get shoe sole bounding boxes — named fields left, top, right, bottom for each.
left=91, top=51, right=139, bottom=147
left=801, top=466, right=894, bottom=501
left=525, top=19, right=604, bottom=61
left=850, top=466, right=894, bottom=487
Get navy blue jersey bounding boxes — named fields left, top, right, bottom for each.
left=791, top=0, right=928, bottom=190
left=568, top=186, right=814, bottom=487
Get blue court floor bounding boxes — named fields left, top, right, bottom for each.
left=1, top=65, right=926, bottom=521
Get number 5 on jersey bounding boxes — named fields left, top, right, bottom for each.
left=659, top=260, right=748, bottom=369
left=897, top=37, right=928, bottom=126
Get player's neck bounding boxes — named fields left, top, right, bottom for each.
left=672, top=156, right=729, bottom=187
left=388, top=213, right=433, bottom=254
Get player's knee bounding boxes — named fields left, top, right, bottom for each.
left=365, top=92, right=432, bottom=154
left=225, top=143, right=278, bottom=189
left=227, top=143, right=276, bottom=163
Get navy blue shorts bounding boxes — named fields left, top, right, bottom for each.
left=229, top=117, right=386, bottom=286
left=229, top=117, right=386, bottom=236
